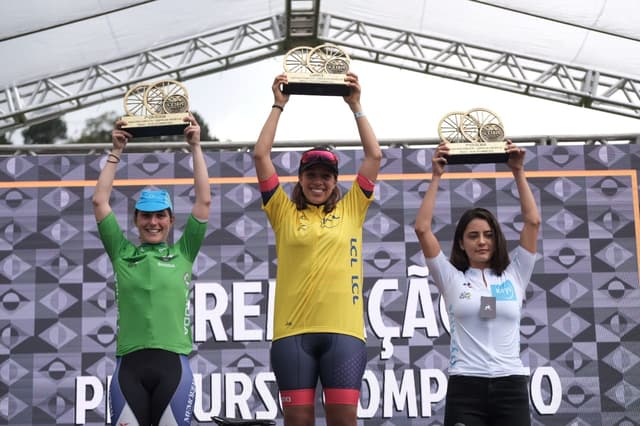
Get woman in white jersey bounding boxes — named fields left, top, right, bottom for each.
left=254, top=72, right=382, bottom=426
left=415, top=140, right=540, bottom=426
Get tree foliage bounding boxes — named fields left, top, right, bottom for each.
left=22, top=118, right=67, bottom=144
left=72, top=111, right=120, bottom=143
left=158, top=110, right=217, bottom=142
left=190, top=111, right=216, bottom=141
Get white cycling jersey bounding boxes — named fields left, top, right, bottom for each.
left=425, top=246, right=536, bottom=377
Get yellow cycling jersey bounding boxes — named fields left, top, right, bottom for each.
left=263, top=181, right=373, bottom=342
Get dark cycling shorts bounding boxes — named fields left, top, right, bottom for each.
left=270, top=333, right=367, bottom=407
left=444, top=374, right=531, bottom=426
left=110, top=348, right=195, bottom=426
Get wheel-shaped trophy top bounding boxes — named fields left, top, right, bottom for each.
left=123, top=83, right=150, bottom=116
left=462, top=108, right=503, bottom=142
left=308, top=44, right=350, bottom=74
left=438, top=112, right=478, bottom=144
left=283, top=46, right=314, bottom=73
left=144, top=80, right=189, bottom=115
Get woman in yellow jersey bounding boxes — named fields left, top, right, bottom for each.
left=254, top=72, right=382, bottom=426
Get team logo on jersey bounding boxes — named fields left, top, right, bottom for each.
left=124, top=255, right=145, bottom=267
left=157, top=254, right=176, bottom=262
left=320, top=213, right=341, bottom=228
left=491, top=280, right=517, bottom=301
left=297, top=212, right=309, bottom=231
left=459, top=291, right=471, bottom=299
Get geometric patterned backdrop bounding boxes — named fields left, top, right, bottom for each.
left=1, top=145, right=639, bottom=425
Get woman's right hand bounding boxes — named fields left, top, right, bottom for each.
left=112, top=120, right=132, bottom=151
left=272, top=74, right=290, bottom=108
left=432, top=142, right=449, bottom=176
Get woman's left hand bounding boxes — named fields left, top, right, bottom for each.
left=506, top=139, right=525, bottom=171
left=343, top=71, right=362, bottom=111
left=184, top=113, right=201, bottom=146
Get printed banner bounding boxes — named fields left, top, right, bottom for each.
left=0, top=145, right=639, bottom=425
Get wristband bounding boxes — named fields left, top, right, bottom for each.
left=354, top=111, right=365, bottom=119
left=107, top=153, right=120, bottom=163
left=272, top=104, right=284, bottom=112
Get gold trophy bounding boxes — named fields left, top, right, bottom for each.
left=282, top=44, right=351, bottom=96
left=121, top=80, right=190, bottom=137
left=437, top=108, right=508, bottom=164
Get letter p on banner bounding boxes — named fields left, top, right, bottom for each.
left=75, top=376, right=104, bottom=424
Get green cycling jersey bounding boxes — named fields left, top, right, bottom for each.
left=98, top=212, right=207, bottom=356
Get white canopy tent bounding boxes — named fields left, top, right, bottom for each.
left=1, top=0, right=638, bottom=135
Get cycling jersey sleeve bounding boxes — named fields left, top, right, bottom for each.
left=259, top=173, right=280, bottom=205
left=97, top=212, right=127, bottom=261
left=177, top=215, right=208, bottom=262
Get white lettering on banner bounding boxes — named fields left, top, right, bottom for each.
left=192, top=372, right=279, bottom=422
left=75, top=376, right=103, bottom=424
left=358, top=370, right=381, bottom=417
left=254, top=372, right=279, bottom=419
left=194, top=282, right=229, bottom=342
left=107, top=375, right=112, bottom=422
left=367, top=277, right=440, bottom=360
left=226, top=372, right=256, bottom=419
left=74, top=367, right=560, bottom=423
left=233, top=281, right=263, bottom=341
left=367, top=279, right=401, bottom=359
left=193, top=373, right=222, bottom=420
left=419, top=369, right=447, bottom=417
left=530, top=367, right=562, bottom=414
left=438, top=294, right=451, bottom=334
left=402, top=277, right=440, bottom=339
left=194, top=281, right=276, bottom=342
left=195, top=276, right=441, bottom=348
left=266, top=279, right=275, bottom=341
left=75, top=271, right=562, bottom=423
left=383, top=369, right=418, bottom=417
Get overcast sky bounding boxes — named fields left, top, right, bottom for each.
left=58, top=57, right=640, bottom=144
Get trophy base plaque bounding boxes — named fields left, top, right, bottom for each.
left=444, top=141, right=509, bottom=164
left=282, top=72, right=350, bottom=96
left=438, top=109, right=509, bottom=164
left=121, top=113, right=189, bottom=138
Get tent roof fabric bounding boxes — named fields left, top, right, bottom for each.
left=0, top=0, right=638, bottom=132
left=2, top=0, right=637, bottom=86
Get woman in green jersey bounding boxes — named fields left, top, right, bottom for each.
left=92, top=113, right=210, bottom=426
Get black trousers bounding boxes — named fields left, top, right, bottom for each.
left=444, top=375, right=531, bottom=426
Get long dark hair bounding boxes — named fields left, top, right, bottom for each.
left=291, top=183, right=341, bottom=213
left=450, top=207, right=510, bottom=275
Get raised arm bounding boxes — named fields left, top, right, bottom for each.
left=343, top=72, right=382, bottom=182
left=415, top=143, right=449, bottom=258
left=93, top=120, right=131, bottom=222
left=254, top=74, right=290, bottom=181
left=506, top=140, right=541, bottom=254
left=184, top=113, right=211, bottom=221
